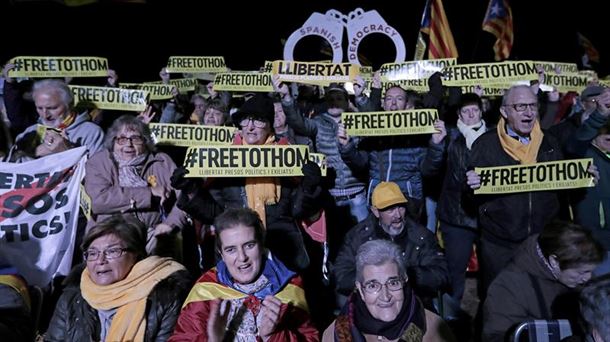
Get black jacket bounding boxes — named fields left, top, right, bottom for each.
left=44, top=266, right=191, bottom=342
left=469, top=129, right=563, bottom=245
left=334, top=214, right=449, bottom=298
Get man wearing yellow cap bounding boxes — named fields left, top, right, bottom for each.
left=334, top=181, right=449, bottom=307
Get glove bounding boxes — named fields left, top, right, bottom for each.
left=301, top=161, right=321, bottom=194
left=170, top=167, right=193, bottom=191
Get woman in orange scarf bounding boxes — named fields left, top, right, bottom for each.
left=45, top=215, right=191, bottom=342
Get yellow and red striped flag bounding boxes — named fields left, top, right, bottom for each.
left=482, top=0, right=514, bottom=61
left=416, top=0, right=459, bottom=60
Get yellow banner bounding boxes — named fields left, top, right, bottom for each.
left=534, top=61, right=579, bottom=74
left=8, top=56, right=108, bottom=78
left=262, top=61, right=274, bottom=73
left=600, top=80, right=610, bottom=88
left=343, top=109, right=439, bottom=136
left=380, top=58, right=457, bottom=82
left=442, top=61, right=538, bottom=87
left=120, top=83, right=175, bottom=100
left=149, top=123, right=236, bottom=147
left=146, top=78, right=198, bottom=94
left=183, top=145, right=310, bottom=178
left=381, top=79, right=429, bottom=93
left=540, top=73, right=589, bottom=93
left=213, top=72, right=273, bottom=92
left=166, top=56, right=227, bottom=73
left=272, top=60, right=359, bottom=85
left=474, top=158, right=594, bottom=194
left=309, top=152, right=327, bottom=177
left=80, top=184, right=92, bottom=221
left=460, top=86, right=505, bottom=97
left=69, top=85, right=149, bottom=112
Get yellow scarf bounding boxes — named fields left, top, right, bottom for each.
left=242, top=135, right=281, bottom=227
left=81, top=256, right=185, bottom=342
left=497, top=117, right=543, bottom=164
left=57, top=111, right=76, bottom=130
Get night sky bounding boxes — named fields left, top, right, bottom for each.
left=1, top=0, right=607, bottom=82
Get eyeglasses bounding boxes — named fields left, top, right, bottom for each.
left=504, top=103, right=538, bottom=112
left=240, top=118, right=267, bottom=128
left=115, top=135, right=145, bottom=145
left=83, top=247, right=128, bottom=262
left=361, top=277, right=404, bottom=294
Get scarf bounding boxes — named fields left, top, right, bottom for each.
left=81, top=256, right=185, bottom=342
left=57, top=111, right=76, bottom=130
left=242, top=135, right=281, bottom=227
left=114, top=153, right=149, bottom=187
left=497, top=117, right=543, bottom=164
left=457, top=119, right=486, bottom=150
left=334, top=285, right=426, bottom=341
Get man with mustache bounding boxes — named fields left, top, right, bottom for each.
left=333, top=181, right=449, bottom=308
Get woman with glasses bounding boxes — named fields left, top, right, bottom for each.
left=45, top=214, right=190, bottom=342
left=84, top=115, right=187, bottom=256
left=323, top=239, right=455, bottom=341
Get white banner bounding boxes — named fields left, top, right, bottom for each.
left=0, top=147, right=87, bottom=286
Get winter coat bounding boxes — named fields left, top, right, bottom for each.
left=483, top=235, right=579, bottom=342
left=469, top=129, right=563, bottom=245
left=334, top=214, right=449, bottom=298
left=44, top=266, right=191, bottom=342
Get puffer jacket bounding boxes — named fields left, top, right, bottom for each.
left=334, top=214, right=449, bottom=298
left=469, top=129, right=563, bottom=245
left=44, top=266, right=191, bottom=342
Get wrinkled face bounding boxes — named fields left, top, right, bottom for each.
left=357, top=262, right=404, bottom=322
left=204, top=108, right=225, bottom=126
left=193, top=98, right=206, bottom=116
left=326, top=91, right=348, bottom=116
left=594, top=133, right=610, bottom=152
left=34, top=90, right=69, bottom=128
left=86, top=234, right=137, bottom=286
left=459, top=104, right=483, bottom=126
left=113, top=127, right=146, bottom=161
left=383, top=87, right=409, bottom=111
left=273, top=103, right=287, bottom=129
left=557, top=263, right=597, bottom=288
left=500, top=87, right=538, bottom=136
left=219, top=224, right=263, bottom=285
left=241, top=118, right=272, bottom=145
left=372, top=204, right=406, bottom=236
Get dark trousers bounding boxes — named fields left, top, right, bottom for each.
left=479, top=237, right=520, bottom=300
left=440, top=221, right=479, bottom=302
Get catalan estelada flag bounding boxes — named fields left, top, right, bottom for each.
left=482, top=0, right=514, bottom=61
left=577, top=32, right=600, bottom=65
left=415, top=0, right=458, bottom=60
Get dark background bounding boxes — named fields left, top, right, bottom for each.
left=1, top=0, right=607, bottom=82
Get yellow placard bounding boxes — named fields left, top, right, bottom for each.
left=380, top=58, right=457, bottom=82
left=381, top=79, right=429, bottom=93
left=540, top=73, right=589, bottom=93
left=309, top=152, right=327, bottom=177
left=166, top=56, right=227, bottom=73
left=599, top=80, right=610, bottom=88
left=8, top=56, right=108, bottom=78
left=474, top=158, right=594, bottom=195
left=183, top=145, right=310, bottom=178
left=534, top=61, right=579, bottom=74
left=69, top=85, right=149, bottom=112
left=343, top=109, right=439, bottom=136
left=213, top=72, right=273, bottom=92
left=262, top=61, right=274, bottom=73
left=80, top=184, right=92, bottom=221
left=120, top=83, right=175, bottom=100
left=272, top=60, right=359, bottom=85
left=460, top=86, right=506, bottom=97
left=146, top=78, right=198, bottom=94
left=442, top=61, right=538, bottom=87
left=149, top=123, right=236, bottom=147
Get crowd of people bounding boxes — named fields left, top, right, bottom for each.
left=1, top=58, right=610, bottom=342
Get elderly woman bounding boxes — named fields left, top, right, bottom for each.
left=169, top=208, right=318, bottom=341
left=85, top=114, right=187, bottom=255
left=45, top=215, right=190, bottom=342
left=483, top=221, right=605, bottom=341
left=323, top=239, right=454, bottom=342
left=173, top=93, right=322, bottom=271
left=578, top=275, right=610, bottom=342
